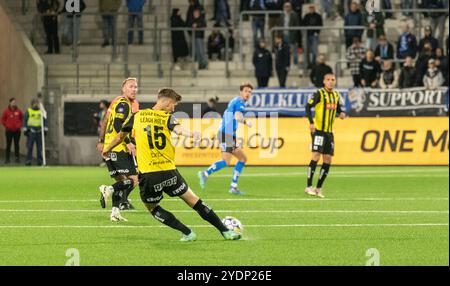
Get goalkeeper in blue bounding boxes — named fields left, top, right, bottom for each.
left=198, top=82, right=254, bottom=195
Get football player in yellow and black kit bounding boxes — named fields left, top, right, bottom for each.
left=102, top=88, right=241, bottom=241
left=97, top=78, right=140, bottom=221
left=305, top=73, right=346, bottom=198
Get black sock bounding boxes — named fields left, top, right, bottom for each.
left=193, top=199, right=228, bottom=233
left=317, top=164, right=331, bottom=188
left=112, top=179, right=133, bottom=207
left=120, top=185, right=134, bottom=205
left=151, top=206, right=191, bottom=235
left=307, top=160, right=318, bottom=187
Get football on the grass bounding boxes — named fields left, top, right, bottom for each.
left=222, top=216, right=243, bottom=234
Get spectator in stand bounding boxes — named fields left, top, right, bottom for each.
left=310, top=54, right=333, bottom=88
left=344, top=1, right=364, bottom=48
left=274, top=34, right=290, bottom=87
left=191, top=8, right=208, bottom=70
left=99, top=0, right=122, bottom=47
left=202, top=97, right=221, bottom=118
left=424, top=0, right=447, bottom=48
left=396, top=21, right=418, bottom=60
left=186, top=0, right=205, bottom=28
left=359, top=50, right=381, bottom=88
left=423, top=59, right=444, bottom=89
left=93, top=99, right=109, bottom=135
left=374, top=34, right=394, bottom=62
left=240, top=0, right=250, bottom=21
left=302, top=4, right=323, bottom=68
left=379, top=60, right=399, bottom=89
left=61, top=0, right=86, bottom=46
left=265, top=0, right=283, bottom=31
left=435, top=47, right=448, bottom=85
left=1, top=98, right=23, bottom=164
left=249, top=0, right=267, bottom=48
left=214, top=0, right=231, bottom=27
left=381, top=0, right=393, bottom=19
left=207, top=27, right=226, bottom=60
left=400, top=0, right=413, bottom=17
left=290, top=0, right=305, bottom=48
left=320, top=0, right=334, bottom=19
left=399, top=56, right=418, bottom=88
left=170, top=8, right=189, bottom=70
left=127, top=0, right=146, bottom=45
left=346, top=36, right=367, bottom=87
left=418, top=26, right=439, bottom=54
left=415, top=42, right=435, bottom=86
left=363, top=10, right=384, bottom=51
left=277, top=2, right=300, bottom=66
left=253, top=38, right=273, bottom=88
left=37, top=0, right=60, bottom=54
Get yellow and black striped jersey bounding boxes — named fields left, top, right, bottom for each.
left=104, top=96, right=133, bottom=153
left=122, top=109, right=179, bottom=173
left=306, top=88, right=342, bottom=133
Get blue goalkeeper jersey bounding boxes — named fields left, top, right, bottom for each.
left=219, top=96, right=247, bottom=136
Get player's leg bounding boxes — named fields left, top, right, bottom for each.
left=139, top=172, right=194, bottom=241
left=101, top=174, right=133, bottom=221
left=314, top=133, right=334, bottom=198
left=305, top=151, right=321, bottom=195
left=315, top=155, right=332, bottom=198
left=180, top=188, right=241, bottom=240
left=120, top=174, right=138, bottom=210
left=229, top=148, right=247, bottom=195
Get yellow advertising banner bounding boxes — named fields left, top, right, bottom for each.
left=173, top=117, right=449, bottom=166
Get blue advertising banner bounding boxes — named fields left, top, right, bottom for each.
left=245, top=88, right=351, bottom=116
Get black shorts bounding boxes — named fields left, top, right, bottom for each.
left=218, top=131, right=237, bottom=153
left=105, top=151, right=137, bottom=177
left=138, top=169, right=189, bottom=204
left=311, top=131, right=334, bottom=156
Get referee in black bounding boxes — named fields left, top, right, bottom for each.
left=304, top=73, right=346, bottom=198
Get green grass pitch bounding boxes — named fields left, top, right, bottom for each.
left=0, top=166, right=448, bottom=266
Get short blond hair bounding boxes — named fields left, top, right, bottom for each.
left=121, top=77, right=137, bottom=88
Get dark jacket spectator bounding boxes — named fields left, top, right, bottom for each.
left=170, top=8, right=189, bottom=63
left=418, top=26, right=439, bottom=53
left=310, top=55, right=333, bottom=88
left=191, top=13, right=207, bottom=39
left=207, top=29, right=226, bottom=59
left=359, top=50, right=381, bottom=88
left=344, top=2, right=364, bottom=48
left=274, top=36, right=290, bottom=87
left=347, top=37, right=367, bottom=87
left=202, top=97, right=221, bottom=118
left=435, top=47, right=449, bottom=85
left=374, top=35, right=394, bottom=61
left=363, top=11, right=384, bottom=50
left=415, top=43, right=435, bottom=86
left=277, top=2, right=300, bottom=44
left=302, top=6, right=323, bottom=37
left=396, top=22, right=418, bottom=59
left=399, top=57, right=418, bottom=88
left=127, top=0, right=145, bottom=12
left=186, top=0, right=205, bottom=29
left=37, top=0, right=61, bottom=54
left=253, top=39, right=273, bottom=87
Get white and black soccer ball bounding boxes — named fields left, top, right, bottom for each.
left=222, top=216, right=244, bottom=235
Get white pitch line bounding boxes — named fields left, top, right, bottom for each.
left=0, top=197, right=448, bottom=203
left=0, top=223, right=447, bottom=229
left=0, top=209, right=447, bottom=214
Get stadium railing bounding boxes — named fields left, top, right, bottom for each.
left=334, top=58, right=406, bottom=78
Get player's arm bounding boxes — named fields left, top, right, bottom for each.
left=102, top=113, right=135, bottom=157
left=337, top=100, right=346, bottom=119
left=306, top=92, right=320, bottom=132
left=170, top=116, right=201, bottom=140
left=234, top=111, right=252, bottom=127
left=96, top=111, right=109, bottom=153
